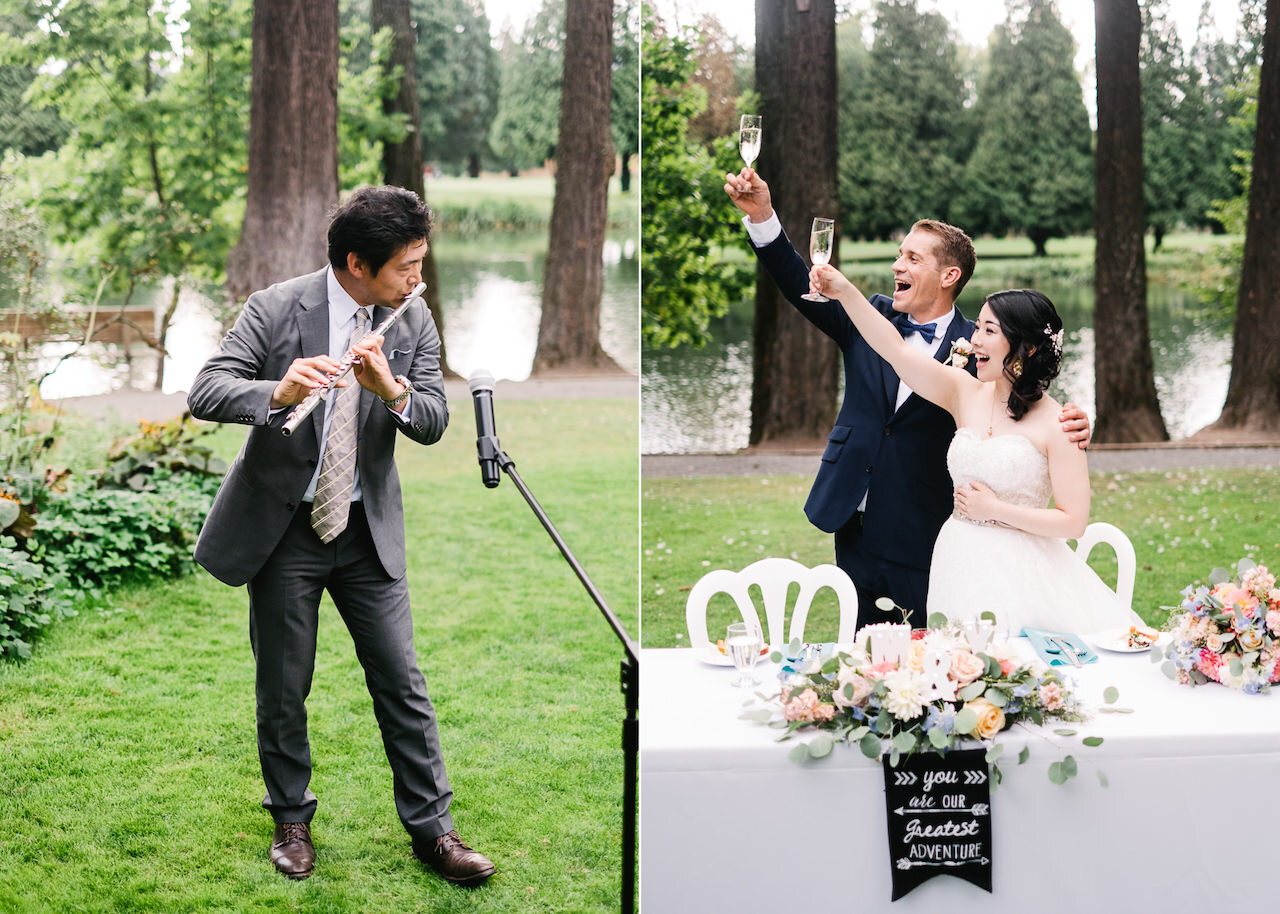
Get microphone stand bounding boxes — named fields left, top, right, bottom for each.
left=478, top=431, right=639, bottom=914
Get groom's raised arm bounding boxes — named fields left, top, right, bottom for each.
left=724, top=168, right=855, bottom=345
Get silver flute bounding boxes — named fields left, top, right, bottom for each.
left=281, top=281, right=427, bottom=437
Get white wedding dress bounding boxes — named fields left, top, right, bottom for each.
left=926, top=427, right=1143, bottom=635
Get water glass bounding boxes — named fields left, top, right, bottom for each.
left=725, top=620, right=763, bottom=688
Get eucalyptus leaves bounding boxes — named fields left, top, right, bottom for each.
left=744, top=616, right=1115, bottom=785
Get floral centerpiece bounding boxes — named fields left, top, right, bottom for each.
left=1159, top=558, right=1280, bottom=693
left=747, top=616, right=1095, bottom=783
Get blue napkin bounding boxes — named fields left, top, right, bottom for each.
left=779, top=641, right=836, bottom=675
left=1022, top=628, right=1098, bottom=667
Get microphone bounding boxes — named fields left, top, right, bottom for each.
left=467, top=369, right=501, bottom=488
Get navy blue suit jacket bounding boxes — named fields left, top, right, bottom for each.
left=754, top=227, right=976, bottom=571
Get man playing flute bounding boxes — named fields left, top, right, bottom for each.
left=188, top=185, right=495, bottom=887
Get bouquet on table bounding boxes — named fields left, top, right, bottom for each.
left=1159, top=558, right=1280, bottom=693
left=747, top=616, right=1089, bottom=781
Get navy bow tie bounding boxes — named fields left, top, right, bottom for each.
left=893, top=313, right=937, bottom=343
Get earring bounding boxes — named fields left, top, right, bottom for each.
left=1010, top=358, right=1023, bottom=379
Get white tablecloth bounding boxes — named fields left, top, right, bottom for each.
left=640, top=645, right=1280, bottom=913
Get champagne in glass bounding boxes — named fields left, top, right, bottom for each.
left=739, top=115, right=762, bottom=169
left=801, top=217, right=836, bottom=302
left=726, top=621, right=763, bottom=688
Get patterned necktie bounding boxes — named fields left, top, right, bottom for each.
left=893, top=313, right=938, bottom=343
left=310, top=308, right=368, bottom=543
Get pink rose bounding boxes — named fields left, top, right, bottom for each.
left=1206, top=633, right=1225, bottom=653
left=1038, top=681, right=1065, bottom=711
left=1266, top=610, right=1280, bottom=636
left=1197, top=648, right=1223, bottom=682
left=783, top=688, right=820, bottom=722
left=949, top=649, right=986, bottom=686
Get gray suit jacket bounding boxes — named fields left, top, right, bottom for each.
left=188, top=267, right=448, bottom=586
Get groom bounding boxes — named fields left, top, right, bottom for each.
left=723, top=167, right=1090, bottom=629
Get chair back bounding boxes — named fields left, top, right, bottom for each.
left=684, top=557, right=859, bottom=651
left=1072, top=522, right=1137, bottom=609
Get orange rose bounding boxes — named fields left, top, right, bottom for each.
left=964, top=697, right=1006, bottom=740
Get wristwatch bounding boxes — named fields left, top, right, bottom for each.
left=382, top=375, right=412, bottom=409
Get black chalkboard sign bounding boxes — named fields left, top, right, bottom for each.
left=881, top=748, right=993, bottom=901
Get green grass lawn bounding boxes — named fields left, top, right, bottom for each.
left=641, top=466, right=1280, bottom=648
left=0, top=395, right=638, bottom=913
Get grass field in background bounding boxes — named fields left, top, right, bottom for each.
left=0, top=395, right=638, bottom=914
left=425, top=174, right=638, bottom=228
left=641, top=466, right=1280, bottom=648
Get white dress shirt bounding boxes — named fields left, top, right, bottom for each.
left=299, top=267, right=411, bottom=503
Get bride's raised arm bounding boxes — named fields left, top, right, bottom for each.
left=808, top=263, right=972, bottom=418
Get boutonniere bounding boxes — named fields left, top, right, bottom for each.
left=948, top=337, right=974, bottom=369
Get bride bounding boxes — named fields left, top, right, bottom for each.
left=808, top=264, right=1142, bottom=635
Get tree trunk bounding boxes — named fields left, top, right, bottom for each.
left=1092, top=0, right=1168, bottom=442
left=468, top=153, right=480, bottom=178
left=1202, top=0, right=1280, bottom=438
left=532, top=0, right=621, bottom=374
left=226, top=0, right=339, bottom=306
left=749, top=0, right=840, bottom=447
left=619, top=151, right=631, bottom=192
left=372, top=0, right=453, bottom=377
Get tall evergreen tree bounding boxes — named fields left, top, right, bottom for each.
left=412, top=0, right=499, bottom=176
left=1204, top=0, right=1280, bottom=436
left=489, top=0, right=564, bottom=174
left=1094, top=0, right=1167, bottom=443
left=372, top=0, right=452, bottom=375
left=1141, top=0, right=1194, bottom=250
left=228, top=0, right=339, bottom=305
left=955, top=0, right=1092, bottom=255
left=532, top=0, right=619, bottom=373
left=837, top=0, right=970, bottom=240
left=612, top=0, right=640, bottom=192
left=750, top=0, right=839, bottom=445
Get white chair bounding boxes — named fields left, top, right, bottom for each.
left=684, top=557, right=859, bottom=651
left=1071, top=522, right=1137, bottom=609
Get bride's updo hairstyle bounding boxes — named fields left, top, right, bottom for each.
left=984, top=289, right=1064, bottom=421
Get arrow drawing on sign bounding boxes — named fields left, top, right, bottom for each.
left=893, top=771, right=918, bottom=786
left=896, top=857, right=990, bottom=870
left=893, top=804, right=989, bottom=816
left=963, top=770, right=987, bottom=785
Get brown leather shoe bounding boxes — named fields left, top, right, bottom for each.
left=270, top=822, right=315, bottom=879
left=413, top=830, right=496, bottom=886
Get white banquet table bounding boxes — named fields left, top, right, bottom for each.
left=640, top=645, right=1280, bottom=913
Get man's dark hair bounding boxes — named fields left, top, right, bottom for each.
left=327, top=185, right=433, bottom=276
left=911, top=219, right=976, bottom=300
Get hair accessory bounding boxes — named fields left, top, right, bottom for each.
left=1044, top=324, right=1064, bottom=357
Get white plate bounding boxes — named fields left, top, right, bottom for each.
left=699, top=643, right=771, bottom=667
left=1090, top=627, right=1165, bottom=653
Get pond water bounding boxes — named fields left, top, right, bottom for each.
left=641, top=276, right=1235, bottom=454
left=35, top=228, right=639, bottom=399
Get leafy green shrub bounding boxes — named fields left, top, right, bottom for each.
left=0, top=535, right=74, bottom=661
left=31, top=472, right=216, bottom=595
left=434, top=198, right=549, bottom=235
left=95, top=413, right=227, bottom=492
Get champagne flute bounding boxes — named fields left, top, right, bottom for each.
left=800, top=217, right=836, bottom=302
left=726, top=620, right=763, bottom=688
left=739, top=115, right=762, bottom=170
